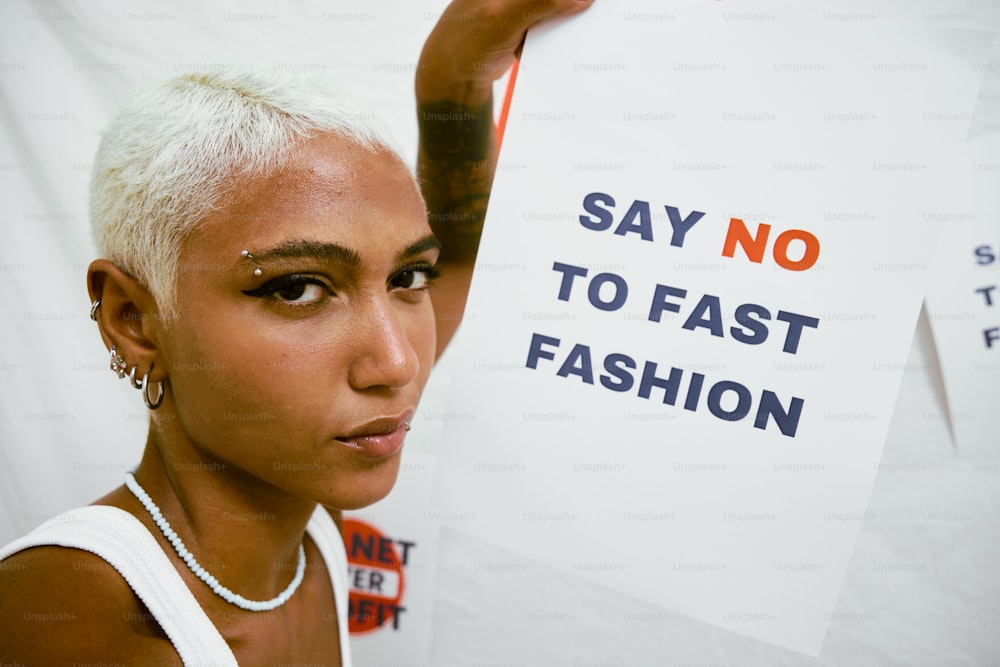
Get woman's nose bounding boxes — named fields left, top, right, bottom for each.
left=347, top=298, right=421, bottom=391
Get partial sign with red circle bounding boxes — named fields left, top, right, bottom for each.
left=342, top=517, right=416, bottom=634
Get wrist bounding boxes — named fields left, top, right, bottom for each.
left=415, top=69, right=496, bottom=107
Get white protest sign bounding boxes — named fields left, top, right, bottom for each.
left=925, top=137, right=1000, bottom=457
left=430, top=2, right=989, bottom=654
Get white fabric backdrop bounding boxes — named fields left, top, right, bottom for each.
left=1, top=0, right=998, bottom=664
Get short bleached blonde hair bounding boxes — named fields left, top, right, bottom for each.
left=90, top=69, right=401, bottom=319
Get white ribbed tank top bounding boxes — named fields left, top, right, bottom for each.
left=0, top=505, right=353, bottom=666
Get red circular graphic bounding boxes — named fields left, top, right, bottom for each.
left=343, top=518, right=406, bottom=634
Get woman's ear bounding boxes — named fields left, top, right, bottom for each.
left=87, top=259, right=167, bottom=384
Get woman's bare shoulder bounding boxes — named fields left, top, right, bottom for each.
left=0, top=545, right=182, bottom=665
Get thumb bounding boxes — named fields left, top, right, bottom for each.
left=418, top=0, right=596, bottom=99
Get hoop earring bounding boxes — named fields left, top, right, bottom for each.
left=142, top=372, right=164, bottom=410
left=128, top=366, right=144, bottom=390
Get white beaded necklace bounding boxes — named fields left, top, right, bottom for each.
left=124, top=471, right=306, bottom=612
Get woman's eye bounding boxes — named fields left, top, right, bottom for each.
left=243, top=275, right=330, bottom=305
left=391, top=265, right=439, bottom=291
left=274, top=282, right=325, bottom=303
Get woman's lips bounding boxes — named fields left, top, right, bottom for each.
left=335, top=412, right=412, bottom=460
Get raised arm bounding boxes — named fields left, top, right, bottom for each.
left=416, top=0, right=593, bottom=359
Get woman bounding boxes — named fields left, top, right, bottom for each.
left=0, top=1, right=593, bottom=664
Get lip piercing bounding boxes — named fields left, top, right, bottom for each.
left=403, top=422, right=412, bottom=432
left=241, top=249, right=263, bottom=276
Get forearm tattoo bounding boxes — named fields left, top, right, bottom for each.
left=416, top=99, right=497, bottom=262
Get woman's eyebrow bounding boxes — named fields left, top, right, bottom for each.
left=243, top=234, right=441, bottom=268
left=397, top=234, right=442, bottom=262
left=247, top=239, right=362, bottom=267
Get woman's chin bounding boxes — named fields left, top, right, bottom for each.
left=315, top=458, right=402, bottom=512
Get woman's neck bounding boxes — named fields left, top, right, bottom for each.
left=103, top=425, right=321, bottom=602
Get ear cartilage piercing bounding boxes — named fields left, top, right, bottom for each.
left=241, top=249, right=263, bottom=277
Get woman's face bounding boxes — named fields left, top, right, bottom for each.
left=156, top=132, right=438, bottom=510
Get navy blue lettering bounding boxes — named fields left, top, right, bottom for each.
left=600, top=353, right=636, bottom=392
left=648, top=283, right=687, bottom=322
left=731, top=303, right=771, bottom=345
left=985, top=327, right=1000, bottom=349
left=579, top=192, right=615, bottom=231
left=665, top=206, right=706, bottom=248
left=588, top=272, right=629, bottom=311
left=557, top=344, right=594, bottom=384
left=974, top=244, right=996, bottom=265
left=682, top=294, right=724, bottom=337
left=776, top=310, right=820, bottom=354
left=638, top=362, right=682, bottom=405
left=754, top=391, right=804, bottom=437
left=707, top=381, right=752, bottom=422
left=614, top=200, right=654, bottom=241
left=552, top=262, right=588, bottom=301
left=526, top=333, right=560, bottom=369
left=683, top=372, right=704, bottom=411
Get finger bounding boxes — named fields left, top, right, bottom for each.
left=453, top=0, right=594, bottom=48
left=417, top=0, right=595, bottom=100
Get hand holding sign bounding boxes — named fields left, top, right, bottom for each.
left=431, top=1, right=990, bottom=654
